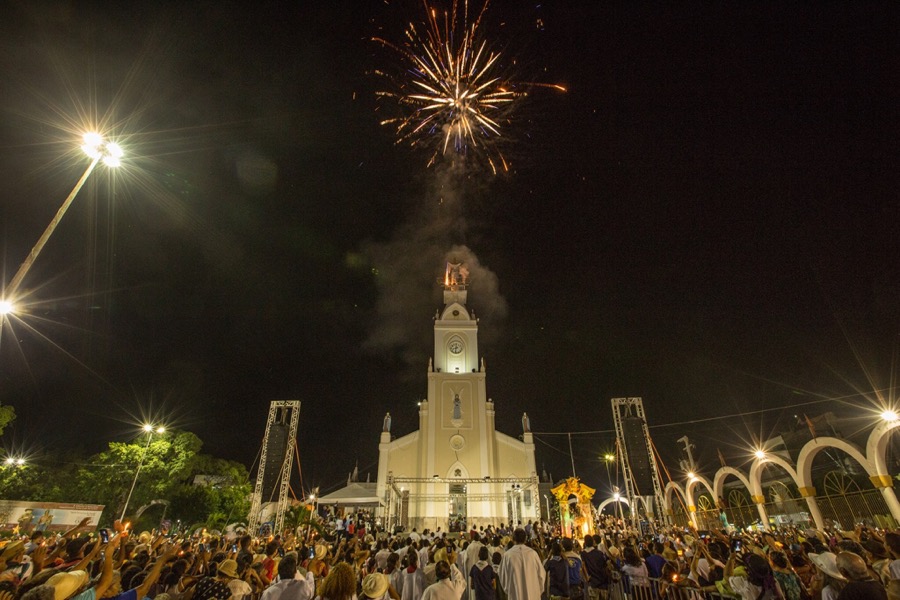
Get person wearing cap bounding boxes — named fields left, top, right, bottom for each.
left=361, top=573, right=398, bottom=600
left=809, top=552, right=847, bottom=600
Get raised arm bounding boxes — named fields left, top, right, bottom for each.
left=135, top=543, right=178, bottom=600
left=94, top=535, right=123, bottom=599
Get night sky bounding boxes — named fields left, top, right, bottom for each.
left=1, top=2, right=898, bottom=498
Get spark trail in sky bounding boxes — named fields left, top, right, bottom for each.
left=375, top=0, right=564, bottom=175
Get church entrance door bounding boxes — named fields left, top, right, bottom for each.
left=449, top=483, right=467, bottom=532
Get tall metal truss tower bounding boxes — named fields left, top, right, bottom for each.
left=248, top=401, right=301, bottom=536
left=611, top=397, right=666, bottom=524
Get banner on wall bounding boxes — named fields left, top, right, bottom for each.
left=0, top=501, right=104, bottom=532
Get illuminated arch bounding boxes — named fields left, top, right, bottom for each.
left=596, top=497, right=630, bottom=513
left=134, top=499, right=169, bottom=520
left=749, top=454, right=801, bottom=498
left=796, top=437, right=875, bottom=489
left=713, top=467, right=753, bottom=500
left=665, top=481, right=687, bottom=513
left=685, top=475, right=715, bottom=508
left=867, top=420, right=900, bottom=477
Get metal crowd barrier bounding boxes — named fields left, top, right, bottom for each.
left=558, top=576, right=737, bottom=600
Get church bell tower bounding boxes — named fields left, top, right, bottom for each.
left=434, top=262, right=479, bottom=375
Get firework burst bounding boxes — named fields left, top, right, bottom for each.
left=375, top=0, right=563, bottom=174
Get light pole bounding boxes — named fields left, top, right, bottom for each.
left=2, top=132, right=123, bottom=311
left=120, top=424, right=165, bottom=522
left=305, top=492, right=318, bottom=542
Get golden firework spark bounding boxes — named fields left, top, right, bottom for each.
left=375, top=0, right=561, bottom=174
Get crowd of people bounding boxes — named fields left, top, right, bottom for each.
left=0, top=513, right=898, bottom=600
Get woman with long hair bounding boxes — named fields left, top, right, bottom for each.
left=727, top=553, right=784, bottom=600
left=316, top=562, right=357, bottom=600
left=768, top=551, right=805, bottom=600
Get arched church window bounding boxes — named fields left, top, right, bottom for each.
left=452, top=394, right=462, bottom=421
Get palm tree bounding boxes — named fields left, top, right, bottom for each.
left=284, top=504, right=324, bottom=540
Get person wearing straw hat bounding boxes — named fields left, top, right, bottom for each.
left=808, top=552, right=847, bottom=600
left=45, top=534, right=122, bottom=600
left=306, top=545, right=329, bottom=581
left=192, top=560, right=235, bottom=600
left=216, top=558, right=253, bottom=600
left=361, top=573, right=398, bottom=600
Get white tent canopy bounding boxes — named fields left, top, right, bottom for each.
left=318, top=482, right=383, bottom=507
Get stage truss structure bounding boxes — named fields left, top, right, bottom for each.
left=611, top=397, right=667, bottom=526
left=248, top=400, right=301, bottom=536
left=382, top=473, right=539, bottom=532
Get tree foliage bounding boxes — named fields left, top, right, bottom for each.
left=0, top=429, right=251, bottom=530
left=0, top=404, right=15, bottom=438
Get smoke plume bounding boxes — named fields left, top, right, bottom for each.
left=362, top=164, right=507, bottom=370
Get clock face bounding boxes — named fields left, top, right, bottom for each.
left=449, top=340, right=463, bottom=354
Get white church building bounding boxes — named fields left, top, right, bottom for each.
left=374, top=263, right=540, bottom=533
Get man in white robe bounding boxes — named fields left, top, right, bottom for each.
left=499, top=529, right=545, bottom=600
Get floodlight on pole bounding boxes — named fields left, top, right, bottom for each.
left=3, top=132, right=123, bottom=304
left=120, top=423, right=165, bottom=522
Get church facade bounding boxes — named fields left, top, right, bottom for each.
left=375, top=263, right=539, bottom=533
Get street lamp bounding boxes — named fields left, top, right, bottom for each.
left=120, top=424, right=165, bottom=521
left=2, top=132, right=123, bottom=309
left=603, top=453, right=615, bottom=496
left=881, top=410, right=899, bottom=423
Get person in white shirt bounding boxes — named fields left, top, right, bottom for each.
left=262, top=553, right=314, bottom=600
left=421, top=560, right=465, bottom=600
left=498, top=529, right=545, bottom=600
